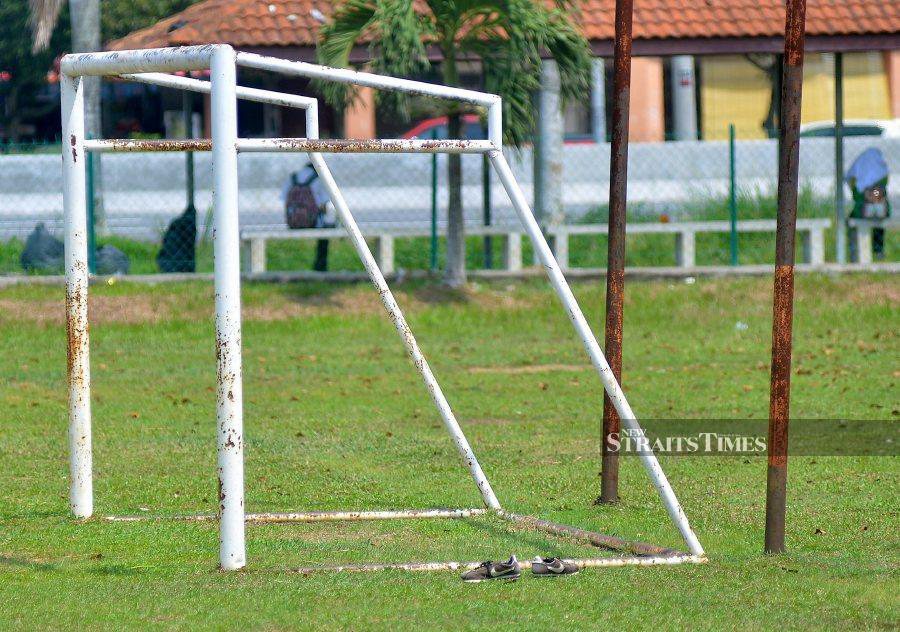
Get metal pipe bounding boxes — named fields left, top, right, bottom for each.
left=121, top=72, right=318, bottom=110
left=237, top=138, right=495, bottom=154
left=61, top=45, right=217, bottom=76
left=307, top=151, right=501, bottom=510
left=766, top=0, right=807, bottom=556
left=210, top=45, right=246, bottom=571
left=482, top=137, right=493, bottom=269
left=84, top=138, right=496, bottom=154
left=84, top=139, right=212, bottom=152
left=183, top=91, right=196, bottom=211
left=236, top=51, right=499, bottom=107
left=496, top=511, right=680, bottom=556
left=489, top=150, right=704, bottom=557
left=430, top=131, right=439, bottom=271
left=105, top=508, right=487, bottom=523
left=61, top=72, right=93, bottom=519
left=729, top=123, right=739, bottom=266
left=834, top=52, right=846, bottom=264
left=292, top=554, right=705, bottom=574
left=601, top=0, right=634, bottom=505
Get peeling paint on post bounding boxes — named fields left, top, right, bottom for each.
left=210, top=45, right=247, bottom=570
left=766, top=0, right=807, bottom=555
left=61, top=72, right=93, bottom=519
left=600, top=0, right=634, bottom=505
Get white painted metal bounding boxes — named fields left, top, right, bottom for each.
left=61, top=72, right=93, bottom=519
left=105, top=508, right=487, bottom=523
left=292, top=555, right=705, bottom=574
left=236, top=138, right=495, bottom=154
left=81, top=138, right=495, bottom=154
left=236, top=52, right=499, bottom=107
left=307, top=151, right=501, bottom=510
left=61, top=45, right=216, bottom=76
left=59, top=44, right=707, bottom=570
left=122, top=72, right=318, bottom=110
left=82, top=139, right=211, bottom=152
left=209, top=45, right=246, bottom=571
left=489, top=150, right=705, bottom=557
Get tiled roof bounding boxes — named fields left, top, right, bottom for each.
left=108, top=0, right=900, bottom=51
left=580, top=0, right=900, bottom=40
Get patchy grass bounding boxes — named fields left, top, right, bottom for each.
left=0, top=274, right=897, bottom=630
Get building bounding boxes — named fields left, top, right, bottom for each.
left=108, top=0, right=900, bottom=142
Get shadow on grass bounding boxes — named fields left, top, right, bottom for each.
left=0, top=555, right=58, bottom=572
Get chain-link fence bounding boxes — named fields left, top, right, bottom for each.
left=1, top=133, right=898, bottom=276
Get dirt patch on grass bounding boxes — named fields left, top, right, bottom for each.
left=462, top=417, right=514, bottom=426
left=467, top=363, right=591, bottom=374
left=0, top=294, right=209, bottom=325
left=844, top=278, right=900, bottom=306
left=0, top=283, right=534, bottom=325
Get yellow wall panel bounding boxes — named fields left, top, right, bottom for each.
left=699, top=52, right=892, bottom=141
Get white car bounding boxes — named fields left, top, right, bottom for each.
left=799, top=118, right=900, bottom=138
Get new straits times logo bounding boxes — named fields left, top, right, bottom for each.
left=607, top=428, right=768, bottom=455
left=602, top=420, right=897, bottom=457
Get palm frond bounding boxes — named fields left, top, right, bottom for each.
left=317, top=0, right=429, bottom=118
left=28, top=0, right=65, bottom=53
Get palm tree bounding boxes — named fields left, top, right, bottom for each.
left=29, top=0, right=101, bottom=138
left=318, top=0, right=591, bottom=286
left=30, top=0, right=104, bottom=230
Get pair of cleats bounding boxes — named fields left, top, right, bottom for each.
left=460, top=555, right=578, bottom=582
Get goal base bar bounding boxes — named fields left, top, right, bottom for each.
left=292, top=554, right=706, bottom=574
left=104, top=508, right=486, bottom=523
left=102, top=507, right=698, bottom=570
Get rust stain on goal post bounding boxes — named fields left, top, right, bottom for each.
left=765, top=0, right=807, bottom=556
left=600, top=0, right=634, bottom=505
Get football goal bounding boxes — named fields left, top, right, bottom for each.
left=60, top=44, right=706, bottom=572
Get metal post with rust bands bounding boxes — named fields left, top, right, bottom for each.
left=600, top=0, right=633, bottom=505
left=765, top=0, right=807, bottom=555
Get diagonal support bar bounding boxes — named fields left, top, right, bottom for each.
left=489, top=150, right=704, bottom=557
left=306, top=151, right=501, bottom=510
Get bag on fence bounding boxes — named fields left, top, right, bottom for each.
left=157, top=206, right=197, bottom=273
left=95, top=244, right=130, bottom=275
left=20, top=222, right=64, bottom=273
left=285, top=171, right=320, bottom=229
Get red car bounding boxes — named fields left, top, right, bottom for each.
left=402, top=114, right=594, bottom=144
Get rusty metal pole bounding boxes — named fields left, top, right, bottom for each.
left=765, top=0, right=807, bottom=555
left=599, top=0, right=633, bottom=505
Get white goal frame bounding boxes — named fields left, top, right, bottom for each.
left=60, top=45, right=706, bottom=572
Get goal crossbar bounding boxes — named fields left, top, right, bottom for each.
left=59, top=44, right=706, bottom=573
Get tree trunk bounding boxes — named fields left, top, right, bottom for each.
left=445, top=111, right=466, bottom=286
left=70, top=0, right=105, bottom=232
left=442, top=51, right=466, bottom=287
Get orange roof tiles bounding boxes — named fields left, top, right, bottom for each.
left=579, top=0, right=900, bottom=40
left=108, top=0, right=900, bottom=51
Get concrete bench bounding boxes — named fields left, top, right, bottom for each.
left=549, top=218, right=831, bottom=269
left=847, top=217, right=898, bottom=264
left=240, top=225, right=523, bottom=275
left=240, top=217, right=832, bottom=274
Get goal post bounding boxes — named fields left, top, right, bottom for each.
left=59, top=44, right=705, bottom=572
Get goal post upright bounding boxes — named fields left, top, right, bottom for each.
left=209, top=44, right=246, bottom=571
left=59, top=44, right=705, bottom=571
left=60, top=70, right=92, bottom=520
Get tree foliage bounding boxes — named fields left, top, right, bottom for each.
left=0, top=1, right=70, bottom=139
left=317, top=0, right=593, bottom=147
left=102, top=0, right=203, bottom=42
left=2, top=0, right=204, bottom=139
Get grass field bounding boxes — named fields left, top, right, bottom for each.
left=1, top=273, right=897, bottom=630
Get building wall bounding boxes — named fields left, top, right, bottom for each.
left=699, top=52, right=892, bottom=140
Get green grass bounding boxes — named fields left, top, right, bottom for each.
left=1, top=274, right=897, bottom=630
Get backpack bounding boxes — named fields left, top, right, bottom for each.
left=285, top=171, right=320, bottom=229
